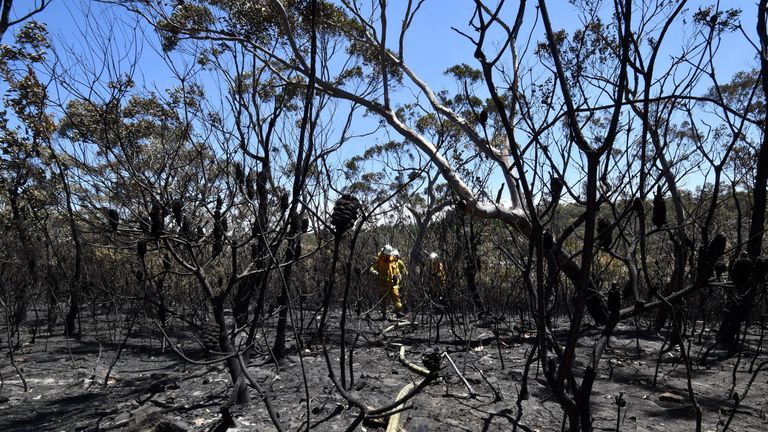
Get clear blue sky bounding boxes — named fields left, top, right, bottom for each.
left=32, top=1, right=758, bottom=101
left=16, top=0, right=763, bottom=197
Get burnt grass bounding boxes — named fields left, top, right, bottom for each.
left=1, top=307, right=768, bottom=432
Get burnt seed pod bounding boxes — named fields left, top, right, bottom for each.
left=137, top=240, right=147, bottom=258
left=171, top=200, right=183, bottom=226
left=149, top=200, right=164, bottom=238
left=652, top=186, right=666, bottom=229
left=478, top=109, right=488, bottom=125
left=730, top=252, right=753, bottom=287
left=330, top=194, right=361, bottom=236
left=181, top=216, right=192, bottom=238
left=280, top=192, right=290, bottom=213
left=107, top=208, right=120, bottom=232
left=715, top=261, right=728, bottom=279
left=707, top=233, right=727, bottom=261
left=213, top=237, right=223, bottom=257
left=456, top=199, right=469, bottom=214
left=245, top=171, right=256, bottom=200
left=550, top=176, right=564, bottom=204
left=289, top=212, right=301, bottom=233
left=234, top=162, right=244, bottom=185
left=597, top=217, right=613, bottom=251
left=542, top=230, right=554, bottom=251
left=754, top=256, right=768, bottom=281
left=608, top=283, right=621, bottom=316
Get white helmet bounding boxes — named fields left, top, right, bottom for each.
left=429, top=252, right=438, bottom=260
left=382, top=244, right=396, bottom=255
left=391, top=249, right=400, bottom=257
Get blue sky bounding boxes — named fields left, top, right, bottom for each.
left=13, top=0, right=763, bottom=199
left=32, top=1, right=759, bottom=101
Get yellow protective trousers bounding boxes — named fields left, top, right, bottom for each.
left=380, top=283, right=403, bottom=313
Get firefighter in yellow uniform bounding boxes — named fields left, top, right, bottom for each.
left=370, top=245, right=407, bottom=318
left=428, top=252, right=447, bottom=297
left=428, top=252, right=448, bottom=342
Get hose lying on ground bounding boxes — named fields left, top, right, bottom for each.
left=386, top=382, right=417, bottom=432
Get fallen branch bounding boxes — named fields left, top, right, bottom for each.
left=443, top=352, right=475, bottom=397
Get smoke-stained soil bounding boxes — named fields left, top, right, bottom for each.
left=1, top=310, right=767, bottom=431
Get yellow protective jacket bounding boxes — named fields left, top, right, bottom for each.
left=430, top=260, right=447, bottom=287
left=371, top=253, right=407, bottom=287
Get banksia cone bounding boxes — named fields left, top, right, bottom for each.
left=478, top=109, right=488, bottom=125
left=245, top=171, right=256, bottom=200
left=181, top=216, right=192, bottom=238
left=213, top=222, right=223, bottom=256
left=330, top=194, right=361, bottom=236
left=301, top=216, right=309, bottom=232
left=631, top=197, right=643, bottom=214
left=421, top=347, right=443, bottom=373
left=542, top=230, right=554, bottom=251
left=607, top=283, right=621, bottom=316
left=715, top=261, right=728, bottom=279
left=597, top=217, right=613, bottom=251
left=137, top=240, right=147, bottom=258
left=107, top=208, right=119, bottom=231
left=730, top=252, right=753, bottom=287
left=213, top=235, right=223, bottom=257
left=550, top=176, right=564, bottom=204
left=234, top=162, right=244, bottom=185
left=707, top=233, right=727, bottom=261
left=150, top=200, right=164, bottom=238
left=280, top=192, right=290, bottom=213
left=456, top=199, right=468, bottom=214
left=754, top=256, right=768, bottom=281
left=288, top=212, right=301, bottom=233
left=201, top=320, right=219, bottom=351
left=652, top=186, right=666, bottom=229
left=171, top=200, right=183, bottom=226
left=213, top=196, right=224, bottom=256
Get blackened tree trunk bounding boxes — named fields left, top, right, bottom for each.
left=719, top=0, right=768, bottom=343
left=273, top=221, right=301, bottom=360
left=212, top=293, right=250, bottom=405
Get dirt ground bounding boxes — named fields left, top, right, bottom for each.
left=1, top=309, right=767, bottom=432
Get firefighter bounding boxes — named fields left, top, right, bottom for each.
left=427, top=252, right=448, bottom=342
left=370, top=244, right=407, bottom=318
left=428, top=252, right=447, bottom=297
